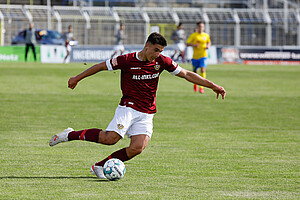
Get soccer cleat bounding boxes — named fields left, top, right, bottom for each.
left=199, top=87, right=204, bottom=93
left=90, top=165, right=107, bottom=179
left=194, top=84, right=197, bottom=92
left=49, top=127, right=74, bottom=146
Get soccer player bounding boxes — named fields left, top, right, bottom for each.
left=111, top=23, right=126, bottom=59
left=187, top=21, right=211, bottom=93
left=49, top=32, right=225, bottom=179
left=171, top=22, right=186, bottom=62
left=63, top=25, right=75, bottom=63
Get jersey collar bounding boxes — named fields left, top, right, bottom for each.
left=135, top=52, right=142, bottom=61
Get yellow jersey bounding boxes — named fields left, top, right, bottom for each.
left=187, top=32, right=211, bottom=59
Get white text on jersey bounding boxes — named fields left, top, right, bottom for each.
left=132, top=73, right=159, bottom=80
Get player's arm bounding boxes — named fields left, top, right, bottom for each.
left=186, top=33, right=198, bottom=48
left=176, top=68, right=226, bottom=99
left=187, top=42, right=199, bottom=48
left=205, top=41, right=211, bottom=49
left=68, top=61, right=108, bottom=89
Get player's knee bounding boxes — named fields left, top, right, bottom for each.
left=99, top=131, right=120, bottom=145
left=128, top=144, right=144, bottom=156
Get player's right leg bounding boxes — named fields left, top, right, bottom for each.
left=25, top=44, right=30, bottom=61
left=49, top=128, right=121, bottom=179
left=192, top=59, right=199, bottom=92
left=49, top=127, right=74, bottom=146
left=199, top=58, right=207, bottom=93
left=49, top=128, right=121, bottom=146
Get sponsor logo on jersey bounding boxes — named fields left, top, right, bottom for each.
left=154, top=62, right=160, bottom=70
left=131, top=67, right=141, bottom=70
left=132, top=72, right=159, bottom=80
left=112, top=57, right=118, bottom=67
left=117, top=124, right=124, bottom=129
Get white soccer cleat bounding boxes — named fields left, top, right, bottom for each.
left=49, top=127, right=74, bottom=146
left=90, top=165, right=107, bottom=179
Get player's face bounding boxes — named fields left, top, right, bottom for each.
left=198, top=23, right=205, bottom=33
left=145, top=43, right=164, bottom=62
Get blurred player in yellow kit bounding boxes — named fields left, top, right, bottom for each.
left=187, top=21, right=211, bottom=93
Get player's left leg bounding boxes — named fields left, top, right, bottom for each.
left=126, top=134, right=149, bottom=158
left=63, top=50, right=70, bottom=63
left=94, top=134, right=149, bottom=167
left=199, top=58, right=207, bottom=93
left=25, top=44, right=30, bottom=62
left=93, top=107, right=153, bottom=171
left=91, top=134, right=149, bottom=179
left=179, top=50, right=185, bottom=63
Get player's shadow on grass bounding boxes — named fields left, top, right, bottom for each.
left=0, top=176, right=108, bottom=181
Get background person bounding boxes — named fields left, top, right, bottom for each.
left=24, top=22, right=37, bottom=62
left=49, top=32, right=225, bottom=179
left=63, top=25, right=75, bottom=42
left=63, top=39, right=72, bottom=63
left=111, top=23, right=126, bottom=58
left=171, top=22, right=186, bottom=62
left=187, top=21, right=211, bottom=93
left=63, top=25, right=75, bottom=63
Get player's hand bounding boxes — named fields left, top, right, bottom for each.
left=212, top=85, right=226, bottom=99
left=68, top=76, right=79, bottom=89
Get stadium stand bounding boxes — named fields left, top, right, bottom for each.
left=0, top=0, right=299, bottom=46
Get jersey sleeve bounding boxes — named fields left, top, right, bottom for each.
left=187, top=33, right=195, bottom=44
left=106, top=55, right=126, bottom=71
left=207, top=33, right=211, bottom=44
left=164, top=56, right=182, bottom=76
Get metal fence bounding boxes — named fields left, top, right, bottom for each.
left=0, top=4, right=299, bottom=47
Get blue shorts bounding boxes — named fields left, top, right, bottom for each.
left=192, top=58, right=207, bottom=71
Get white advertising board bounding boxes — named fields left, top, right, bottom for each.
left=40, top=45, right=67, bottom=63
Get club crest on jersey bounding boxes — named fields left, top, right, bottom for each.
left=203, top=36, right=207, bottom=41
left=117, top=124, right=124, bottom=129
left=154, top=62, right=160, bottom=70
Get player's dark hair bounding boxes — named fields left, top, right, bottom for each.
left=146, top=32, right=167, bottom=47
left=197, top=21, right=205, bottom=26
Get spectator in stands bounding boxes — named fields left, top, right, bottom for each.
left=111, top=23, right=126, bottom=59
left=187, top=21, right=211, bottom=93
left=63, top=25, right=75, bottom=63
left=171, top=22, right=186, bottom=63
left=24, top=22, right=37, bottom=62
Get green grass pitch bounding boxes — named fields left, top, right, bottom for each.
left=0, top=62, right=299, bottom=199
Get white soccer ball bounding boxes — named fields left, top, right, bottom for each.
left=103, top=158, right=126, bottom=181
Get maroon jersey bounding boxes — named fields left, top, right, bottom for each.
left=106, top=52, right=182, bottom=114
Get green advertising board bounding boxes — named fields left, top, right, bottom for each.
left=0, top=46, right=40, bottom=62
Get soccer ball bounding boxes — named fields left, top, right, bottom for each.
left=103, top=158, right=126, bottom=181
